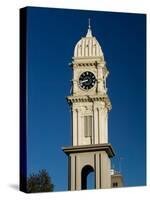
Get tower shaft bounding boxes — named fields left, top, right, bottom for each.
left=63, top=22, right=115, bottom=190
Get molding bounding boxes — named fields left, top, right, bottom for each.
left=71, top=59, right=106, bottom=68
left=62, top=143, right=115, bottom=158
left=67, top=95, right=112, bottom=110
left=72, top=56, right=105, bottom=62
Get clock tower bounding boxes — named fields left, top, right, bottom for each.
left=63, top=20, right=115, bottom=190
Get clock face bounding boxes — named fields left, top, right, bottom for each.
left=79, top=71, right=96, bottom=90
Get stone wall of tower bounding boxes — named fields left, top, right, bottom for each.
left=63, top=23, right=115, bottom=191
left=68, top=150, right=111, bottom=190
left=72, top=101, right=108, bottom=146
left=70, top=57, right=110, bottom=147
left=72, top=58, right=107, bottom=96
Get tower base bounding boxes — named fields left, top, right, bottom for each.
left=62, top=144, right=115, bottom=191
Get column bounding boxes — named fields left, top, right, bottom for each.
left=99, top=103, right=106, bottom=143
left=93, top=107, right=98, bottom=144
left=77, top=108, right=82, bottom=145
left=76, top=155, right=81, bottom=190
left=95, top=153, right=101, bottom=189
left=97, top=108, right=101, bottom=144
left=100, top=152, right=111, bottom=188
left=70, top=154, right=76, bottom=190
left=99, top=107, right=103, bottom=143
left=100, top=107, right=108, bottom=143
left=72, top=108, right=77, bottom=146
left=97, top=65, right=105, bottom=94
left=104, top=109, right=108, bottom=143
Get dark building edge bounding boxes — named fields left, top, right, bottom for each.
left=19, top=7, right=28, bottom=193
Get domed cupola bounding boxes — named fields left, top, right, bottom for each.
left=74, top=20, right=104, bottom=59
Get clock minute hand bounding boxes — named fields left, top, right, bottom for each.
left=80, top=79, right=88, bottom=83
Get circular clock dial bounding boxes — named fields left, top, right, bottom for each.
left=79, top=71, right=96, bottom=90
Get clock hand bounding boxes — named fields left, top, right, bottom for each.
left=80, top=79, right=88, bottom=83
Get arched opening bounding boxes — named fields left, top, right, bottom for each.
left=81, top=165, right=95, bottom=190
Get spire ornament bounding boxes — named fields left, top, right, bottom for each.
left=86, top=18, right=92, bottom=37
left=88, top=18, right=91, bottom=29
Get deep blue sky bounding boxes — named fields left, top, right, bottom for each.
left=26, top=7, right=146, bottom=191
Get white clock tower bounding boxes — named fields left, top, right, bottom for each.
left=63, top=20, right=115, bottom=190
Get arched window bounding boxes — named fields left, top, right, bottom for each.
left=81, top=165, right=95, bottom=190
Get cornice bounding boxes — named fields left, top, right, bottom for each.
left=62, top=143, right=115, bottom=158
left=70, top=59, right=106, bottom=68
left=66, top=94, right=112, bottom=110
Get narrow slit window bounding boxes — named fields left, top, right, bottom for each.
left=84, top=116, right=92, bottom=137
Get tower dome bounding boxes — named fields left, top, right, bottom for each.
left=74, top=20, right=104, bottom=58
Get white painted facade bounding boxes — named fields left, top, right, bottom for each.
left=63, top=22, right=114, bottom=190
left=67, top=24, right=111, bottom=146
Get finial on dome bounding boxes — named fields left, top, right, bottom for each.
left=86, top=18, right=92, bottom=37
left=88, top=18, right=91, bottom=29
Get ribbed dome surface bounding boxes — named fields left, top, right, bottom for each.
left=74, top=26, right=104, bottom=58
